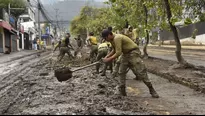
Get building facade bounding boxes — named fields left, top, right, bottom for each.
left=19, top=5, right=37, bottom=50
left=0, top=8, right=20, bottom=53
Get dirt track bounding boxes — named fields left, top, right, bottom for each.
left=0, top=47, right=205, bottom=115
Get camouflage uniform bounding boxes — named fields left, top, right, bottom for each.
left=96, top=46, right=108, bottom=75
left=58, top=37, right=74, bottom=61
left=58, top=47, right=73, bottom=61
left=87, top=35, right=98, bottom=63
left=112, top=55, right=122, bottom=77
left=109, top=34, right=159, bottom=98
left=74, top=37, right=83, bottom=57
left=90, top=45, right=98, bottom=63
left=119, top=49, right=150, bottom=95
left=96, top=42, right=113, bottom=76
left=53, top=41, right=61, bottom=52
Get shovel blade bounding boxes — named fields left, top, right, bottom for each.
left=54, top=68, right=73, bottom=82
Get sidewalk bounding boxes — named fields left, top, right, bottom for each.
left=0, top=50, right=43, bottom=64
left=148, top=44, right=205, bottom=51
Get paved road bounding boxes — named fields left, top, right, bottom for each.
left=143, top=47, right=205, bottom=67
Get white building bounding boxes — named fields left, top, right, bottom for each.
left=18, top=4, right=37, bottom=50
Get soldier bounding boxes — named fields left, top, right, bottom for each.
left=53, top=40, right=62, bottom=52
left=74, top=35, right=83, bottom=57
left=86, top=32, right=98, bottom=63
left=124, top=26, right=133, bottom=39
left=124, top=26, right=140, bottom=45
left=40, top=40, right=44, bottom=50
left=132, top=28, right=140, bottom=46
left=58, top=33, right=74, bottom=61
left=108, top=26, right=123, bottom=78
left=96, top=39, right=113, bottom=76
left=95, top=40, right=108, bottom=75
left=101, top=29, right=159, bottom=98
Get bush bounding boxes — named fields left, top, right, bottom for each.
left=184, top=18, right=192, bottom=25
left=191, top=29, right=198, bottom=39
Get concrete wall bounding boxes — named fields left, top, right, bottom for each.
left=159, top=22, right=205, bottom=45
left=162, top=34, right=205, bottom=45
left=195, top=34, right=205, bottom=44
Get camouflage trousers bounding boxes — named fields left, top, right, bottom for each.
left=58, top=47, right=74, bottom=61
left=90, top=45, right=98, bottom=63
left=96, top=48, right=113, bottom=75
left=112, top=55, right=122, bottom=77
left=118, top=50, right=150, bottom=94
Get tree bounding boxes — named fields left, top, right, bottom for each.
left=70, top=6, right=113, bottom=42
left=0, top=0, right=27, bottom=18
left=106, top=0, right=159, bottom=58
left=142, top=1, right=149, bottom=59
left=184, top=0, right=205, bottom=22
left=163, top=0, right=187, bottom=65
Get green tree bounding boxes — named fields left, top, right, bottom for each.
left=184, top=0, right=205, bottom=22
left=70, top=6, right=113, bottom=42
left=106, top=0, right=159, bottom=58
left=0, top=0, right=27, bottom=18
left=163, top=0, right=188, bottom=65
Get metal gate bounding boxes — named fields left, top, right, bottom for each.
left=0, top=33, right=3, bottom=53
left=11, top=35, right=17, bottom=52
left=4, top=30, right=11, bottom=52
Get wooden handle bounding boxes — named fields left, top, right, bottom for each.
left=71, top=61, right=100, bottom=72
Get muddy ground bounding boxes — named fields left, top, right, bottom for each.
left=144, top=57, right=205, bottom=94
left=0, top=48, right=151, bottom=115
left=1, top=46, right=205, bottom=115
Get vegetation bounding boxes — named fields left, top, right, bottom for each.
left=70, top=0, right=205, bottom=65
left=0, top=0, right=27, bottom=18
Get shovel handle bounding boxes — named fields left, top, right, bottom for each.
left=71, top=61, right=100, bottom=72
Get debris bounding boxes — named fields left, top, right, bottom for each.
left=98, top=84, right=106, bottom=89
left=39, top=72, right=49, bottom=76
left=144, top=101, right=149, bottom=106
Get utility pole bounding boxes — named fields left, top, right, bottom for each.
left=54, top=8, right=59, bottom=39
left=8, top=3, right=10, bottom=15
left=37, top=0, right=42, bottom=49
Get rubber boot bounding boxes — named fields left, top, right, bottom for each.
left=101, top=70, right=106, bottom=76
left=95, top=65, right=100, bottom=74
left=144, top=82, right=159, bottom=98
left=119, top=85, right=127, bottom=96
left=135, top=76, right=140, bottom=81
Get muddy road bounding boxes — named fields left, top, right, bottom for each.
left=0, top=48, right=205, bottom=115
left=126, top=72, right=205, bottom=115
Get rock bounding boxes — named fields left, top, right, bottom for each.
left=165, top=112, right=170, bottom=115
left=144, top=101, right=149, bottom=106
left=193, top=71, right=205, bottom=77
left=98, top=90, right=105, bottom=95
left=98, top=84, right=106, bottom=89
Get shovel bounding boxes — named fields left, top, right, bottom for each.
left=54, top=61, right=101, bottom=82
